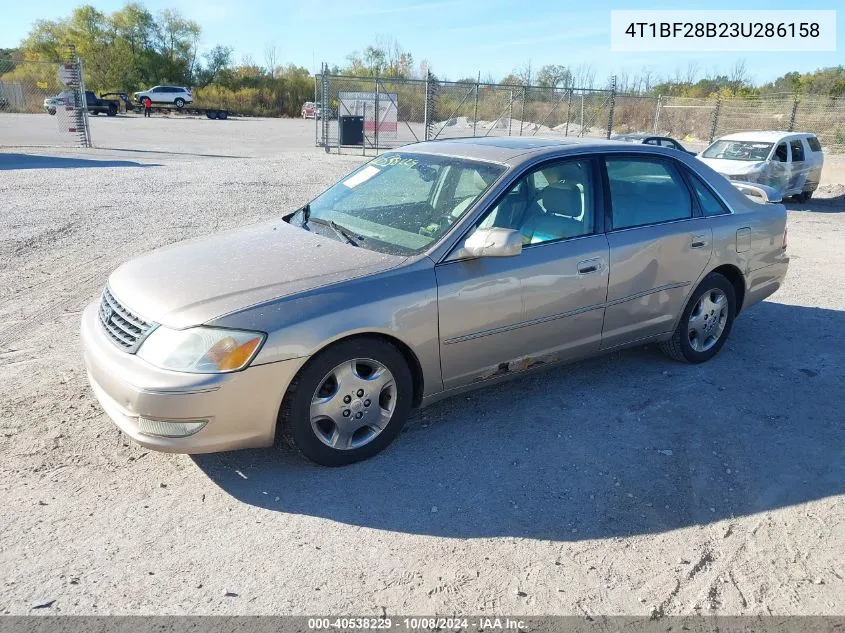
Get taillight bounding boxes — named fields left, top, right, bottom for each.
left=782, top=226, right=788, bottom=249
left=187, top=92, right=192, bottom=97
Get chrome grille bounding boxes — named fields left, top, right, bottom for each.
left=98, top=288, right=154, bottom=353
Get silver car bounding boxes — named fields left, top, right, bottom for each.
left=81, top=138, right=789, bottom=465
left=698, top=131, right=824, bottom=202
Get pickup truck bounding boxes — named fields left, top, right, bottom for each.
left=84, top=91, right=119, bottom=116
left=43, top=91, right=119, bottom=116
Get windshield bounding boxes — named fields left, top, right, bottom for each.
left=301, top=152, right=506, bottom=255
left=702, top=140, right=774, bottom=162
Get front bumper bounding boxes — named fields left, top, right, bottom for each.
left=81, top=301, right=307, bottom=453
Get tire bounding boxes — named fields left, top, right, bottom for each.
left=206, top=110, right=218, bottom=119
left=217, top=110, right=228, bottom=120
left=48, top=109, right=56, bottom=115
left=174, top=98, right=185, bottom=109
left=90, top=110, right=99, bottom=115
left=107, top=105, right=117, bottom=116
left=660, top=272, right=736, bottom=363
left=279, top=337, right=413, bottom=466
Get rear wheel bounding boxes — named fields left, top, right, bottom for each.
left=217, top=110, right=228, bottom=120
left=107, top=104, right=117, bottom=116
left=660, top=272, right=736, bottom=363
left=174, top=97, right=185, bottom=109
left=206, top=110, right=218, bottom=119
left=279, top=337, right=413, bottom=466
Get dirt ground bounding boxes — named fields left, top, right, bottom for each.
left=0, top=117, right=843, bottom=617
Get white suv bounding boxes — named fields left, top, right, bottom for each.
left=133, top=86, right=193, bottom=109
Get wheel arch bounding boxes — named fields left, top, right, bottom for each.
left=285, top=331, right=426, bottom=409
left=709, top=263, right=746, bottom=314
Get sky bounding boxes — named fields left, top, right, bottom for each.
left=1, top=0, right=842, bottom=85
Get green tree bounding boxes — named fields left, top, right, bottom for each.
left=537, top=64, right=571, bottom=89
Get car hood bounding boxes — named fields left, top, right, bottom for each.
left=108, top=219, right=406, bottom=329
left=697, top=157, right=770, bottom=176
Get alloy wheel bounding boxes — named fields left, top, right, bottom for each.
left=688, top=289, right=728, bottom=352
left=309, top=358, right=397, bottom=450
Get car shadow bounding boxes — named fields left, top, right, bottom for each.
left=95, top=147, right=246, bottom=159
left=0, top=153, right=159, bottom=170
left=193, top=301, right=845, bottom=541
left=787, top=192, right=845, bottom=213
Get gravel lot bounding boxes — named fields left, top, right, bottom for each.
left=1, top=116, right=844, bottom=617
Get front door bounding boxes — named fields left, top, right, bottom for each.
left=436, top=157, right=609, bottom=390
left=768, top=141, right=791, bottom=193
left=600, top=156, right=713, bottom=349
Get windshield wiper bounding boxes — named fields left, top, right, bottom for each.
left=308, top=217, right=360, bottom=247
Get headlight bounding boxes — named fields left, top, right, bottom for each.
left=137, top=326, right=265, bottom=373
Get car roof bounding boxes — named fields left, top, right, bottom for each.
left=717, top=130, right=816, bottom=143
left=398, top=136, right=643, bottom=163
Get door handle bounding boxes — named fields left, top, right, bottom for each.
left=577, top=258, right=603, bottom=274
left=691, top=234, right=708, bottom=249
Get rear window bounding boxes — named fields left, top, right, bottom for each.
left=806, top=136, right=822, bottom=152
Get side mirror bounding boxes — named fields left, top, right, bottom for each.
left=453, top=227, right=522, bottom=259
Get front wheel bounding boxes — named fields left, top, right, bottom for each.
left=174, top=97, right=185, bottom=109
left=279, top=337, right=413, bottom=466
left=660, top=272, right=736, bottom=363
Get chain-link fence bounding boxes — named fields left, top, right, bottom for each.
left=319, top=67, right=845, bottom=154
left=653, top=94, right=845, bottom=152
left=0, top=55, right=91, bottom=148
left=652, top=96, right=717, bottom=145
left=318, top=70, right=622, bottom=149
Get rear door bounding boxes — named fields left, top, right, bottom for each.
left=601, top=155, right=712, bottom=349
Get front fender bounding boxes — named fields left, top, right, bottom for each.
left=206, top=259, right=443, bottom=396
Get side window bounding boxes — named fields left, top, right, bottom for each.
left=660, top=139, right=679, bottom=149
left=688, top=172, right=729, bottom=216
left=790, top=140, right=805, bottom=162
left=774, top=143, right=788, bottom=162
left=151, top=87, right=163, bottom=93
left=477, top=159, right=594, bottom=245
left=807, top=136, right=822, bottom=152
left=606, top=158, right=693, bottom=229
left=644, top=138, right=660, bottom=145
